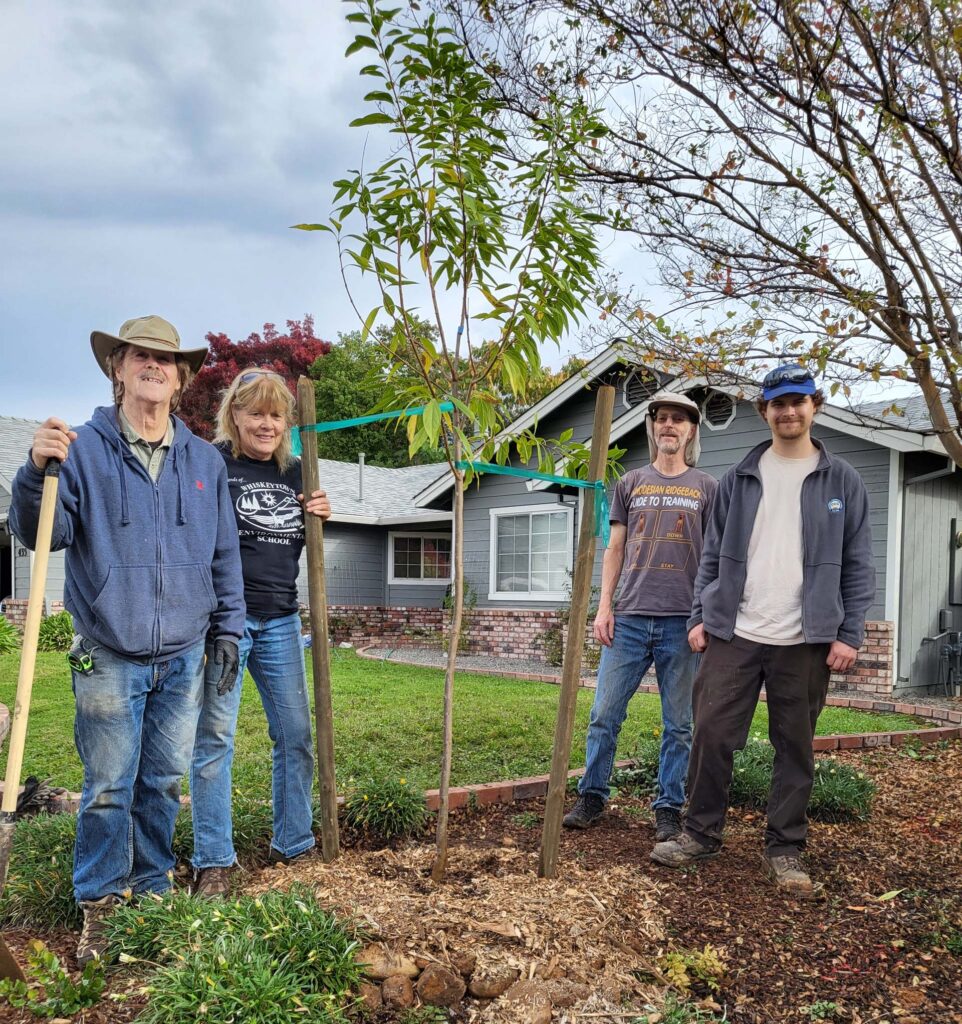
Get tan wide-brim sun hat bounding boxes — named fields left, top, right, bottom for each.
left=90, top=314, right=209, bottom=378
left=645, top=389, right=703, bottom=467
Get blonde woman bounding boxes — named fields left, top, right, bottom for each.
left=189, top=368, right=330, bottom=896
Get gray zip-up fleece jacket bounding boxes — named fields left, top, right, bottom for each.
left=688, top=440, right=876, bottom=648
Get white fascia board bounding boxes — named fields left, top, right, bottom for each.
left=412, top=342, right=632, bottom=507
left=527, top=380, right=935, bottom=492
left=527, top=377, right=716, bottom=490
left=330, top=511, right=453, bottom=526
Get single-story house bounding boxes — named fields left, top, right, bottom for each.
left=3, top=343, right=960, bottom=695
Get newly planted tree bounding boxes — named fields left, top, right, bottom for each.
left=297, top=0, right=609, bottom=878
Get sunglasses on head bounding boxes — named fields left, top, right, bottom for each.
left=238, top=368, right=284, bottom=385
left=762, top=365, right=813, bottom=388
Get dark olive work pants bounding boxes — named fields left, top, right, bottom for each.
left=684, top=634, right=831, bottom=857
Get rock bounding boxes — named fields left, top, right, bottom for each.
left=416, top=962, right=467, bottom=1007
left=503, top=979, right=553, bottom=1024
left=381, top=975, right=415, bottom=1010
left=356, top=982, right=382, bottom=1010
left=468, top=967, right=520, bottom=998
left=356, top=942, right=419, bottom=980
left=543, top=978, right=590, bottom=1008
left=450, top=949, right=478, bottom=978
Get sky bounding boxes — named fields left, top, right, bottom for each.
left=0, top=1, right=389, bottom=425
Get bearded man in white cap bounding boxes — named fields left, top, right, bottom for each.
left=564, top=391, right=717, bottom=845
left=10, top=316, right=245, bottom=965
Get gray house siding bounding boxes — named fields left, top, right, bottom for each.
left=294, top=522, right=451, bottom=610
left=898, top=464, right=962, bottom=690
left=586, top=398, right=890, bottom=619
left=296, top=523, right=385, bottom=607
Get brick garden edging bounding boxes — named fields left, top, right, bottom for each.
left=0, top=685, right=958, bottom=815
left=355, top=646, right=962, bottom=810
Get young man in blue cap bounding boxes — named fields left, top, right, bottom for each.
left=650, top=365, right=875, bottom=895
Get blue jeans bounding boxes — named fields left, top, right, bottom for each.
left=71, top=639, right=205, bottom=902
left=579, top=614, right=696, bottom=810
left=190, top=612, right=315, bottom=866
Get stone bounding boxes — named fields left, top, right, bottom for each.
left=381, top=975, right=415, bottom=1010
left=356, top=943, right=419, bottom=980
left=356, top=982, right=382, bottom=1010
left=416, top=962, right=467, bottom=1007
left=503, top=979, right=553, bottom=1024
left=450, top=949, right=478, bottom=978
left=544, top=978, right=590, bottom=1008
left=468, top=967, right=520, bottom=998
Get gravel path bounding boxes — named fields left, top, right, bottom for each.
left=359, top=646, right=962, bottom=712
left=360, top=645, right=597, bottom=680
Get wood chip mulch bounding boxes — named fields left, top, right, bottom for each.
left=0, top=743, right=960, bottom=1023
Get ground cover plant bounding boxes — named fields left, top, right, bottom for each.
left=0, top=649, right=927, bottom=795
left=105, top=885, right=361, bottom=1024
left=0, top=743, right=959, bottom=1023
left=0, top=615, right=20, bottom=655
left=35, top=611, right=74, bottom=653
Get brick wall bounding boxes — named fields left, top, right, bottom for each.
left=827, top=620, right=894, bottom=695
left=1, top=598, right=64, bottom=629
left=309, top=605, right=895, bottom=695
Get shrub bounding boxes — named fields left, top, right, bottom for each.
left=729, top=739, right=775, bottom=808
left=656, top=944, right=726, bottom=996
left=0, top=941, right=104, bottom=1017
left=37, top=610, right=74, bottom=652
left=0, top=813, right=79, bottom=930
left=173, top=791, right=275, bottom=866
left=810, top=758, right=876, bottom=821
left=612, top=735, right=662, bottom=794
left=108, top=886, right=361, bottom=1024
left=0, top=616, right=20, bottom=655
left=343, top=777, right=427, bottom=842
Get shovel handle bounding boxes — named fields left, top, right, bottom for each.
left=1, top=459, right=61, bottom=815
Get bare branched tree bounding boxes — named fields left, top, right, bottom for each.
left=451, top=0, right=962, bottom=464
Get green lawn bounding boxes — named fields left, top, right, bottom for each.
left=0, top=649, right=924, bottom=796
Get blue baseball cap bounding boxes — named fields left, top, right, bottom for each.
left=761, top=363, right=817, bottom=401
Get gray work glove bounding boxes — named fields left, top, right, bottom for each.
left=208, top=638, right=240, bottom=697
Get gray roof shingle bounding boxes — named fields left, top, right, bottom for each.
left=0, top=415, right=41, bottom=488
left=855, top=394, right=948, bottom=434
left=0, top=414, right=449, bottom=524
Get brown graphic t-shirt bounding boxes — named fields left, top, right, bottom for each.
left=611, top=465, right=717, bottom=616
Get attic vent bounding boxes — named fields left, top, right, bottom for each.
left=623, top=368, right=662, bottom=408
left=701, top=390, right=736, bottom=430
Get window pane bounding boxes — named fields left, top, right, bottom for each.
left=422, top=537, right=452, bottom=580
left=394, top=537, right=422, bottom=579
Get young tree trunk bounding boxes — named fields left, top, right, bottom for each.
left=432, top=445, right=464, bottom=882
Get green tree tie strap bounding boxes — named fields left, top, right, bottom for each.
left=292, top=402, right=455, bottom=456
left=456, top=460, right=610, bottom=545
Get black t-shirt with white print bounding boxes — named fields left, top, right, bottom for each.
left=217, top=443, right=304, bottom=619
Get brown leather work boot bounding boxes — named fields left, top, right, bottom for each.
left=193, top=866, right=235, bottom=898
left=76, top=894, right=120, bottom=966
left=763, top=852, right=815, bottom=897
left=650, top=831, right=719, bottom=868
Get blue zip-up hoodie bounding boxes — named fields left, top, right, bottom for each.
left=10, top=406, right=245, bottom=661
left=688, top=439, right=876, bottom=648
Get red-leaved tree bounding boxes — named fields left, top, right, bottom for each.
left=178, top=316, right=331, bottom=439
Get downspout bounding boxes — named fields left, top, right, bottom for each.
left=905, top=457, right=956, bottom=486
left=358, top=452, right=365, bottom=502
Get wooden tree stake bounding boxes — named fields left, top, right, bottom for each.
left=297, top=376, right=339, bottom=862
left=538, top=384, right=615, bottom=878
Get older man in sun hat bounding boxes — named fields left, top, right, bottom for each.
left=10, top=315, right=245, bottom=965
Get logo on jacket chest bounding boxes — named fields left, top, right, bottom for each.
left=235, top=486, right=302, bottom=534
left=827, top=498, right=844, bottom=514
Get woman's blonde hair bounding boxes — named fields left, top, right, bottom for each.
left=213, top=369, right=296, bottom=471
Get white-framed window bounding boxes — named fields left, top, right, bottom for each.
left=388, top=532, right=453, bottom=584
left=488, top=504, right=573, bottom=601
